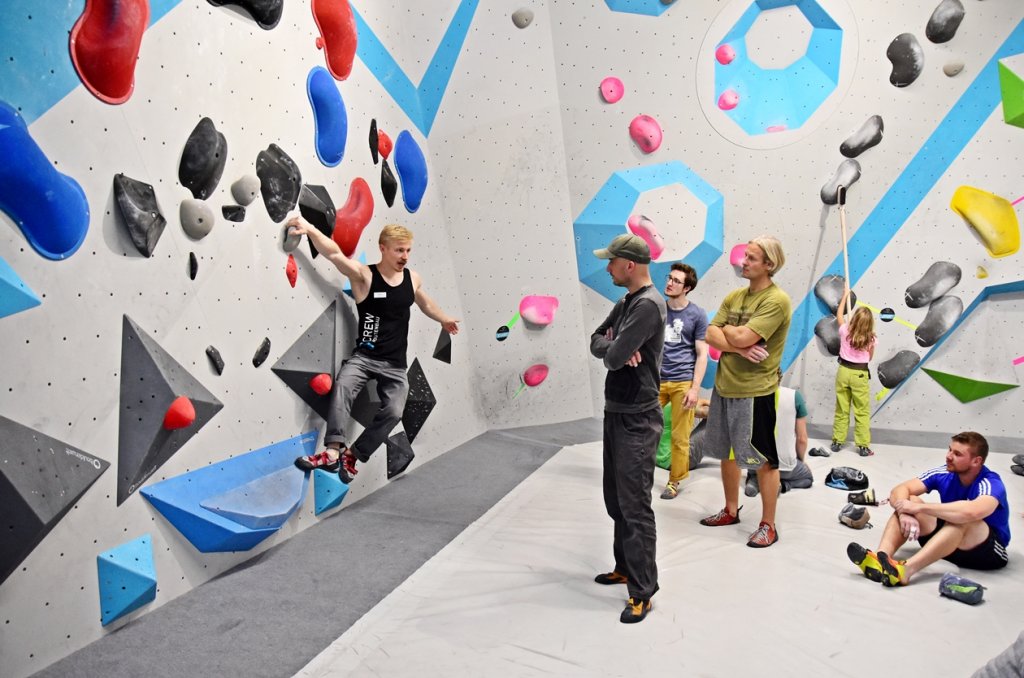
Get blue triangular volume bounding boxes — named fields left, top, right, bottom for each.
left=352, top=0, right=480, bottom=136
left=96, top=534, right=157, bottom=626
left=0, top=256, right=41, bottom=319
left=313, top=469, right=349, bottom=516
left=140, top=432, right=315, bottom=553
left=200, top=467, right=308, bottom=530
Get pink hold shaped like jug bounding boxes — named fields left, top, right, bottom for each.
left=519, top=295, right=559, bottom=326
left=627, top=215, right=665, bottom=260
left=629, top=115, right=662, bottom=153
left=600, top=76, right=624, bottom=103
left=522, top=364, right=549, bottom=388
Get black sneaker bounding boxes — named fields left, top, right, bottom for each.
left=848, top=488, right=878, bottom=506
left=830, top=441, right=842, bottom=453
left=338, top=452, right=358, bottom=484
left=809, top=447, right=830, bottom=457
left=594, top=571, right=628, bottom=585
left=620, top=597, right=651, bottom=623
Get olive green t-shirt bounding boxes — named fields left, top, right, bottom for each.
left=710, top=283, right=791, bottom=397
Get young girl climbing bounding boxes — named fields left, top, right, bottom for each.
left=831, top=288, right=876, bottom=456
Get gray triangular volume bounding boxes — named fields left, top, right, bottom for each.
left=0, top=415, right=110, bottom=585
left=432, top=328, right=451, bottom=364
left=271, top=301, right=337, bottom=420
left=402, top=359, right=436, bottom=444
left=117, top=316, right=223, bottom=505
left=386, top=432, right=415, bottom=479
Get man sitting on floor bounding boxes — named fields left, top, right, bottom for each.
left=847, top=431, right=1010, bottom=586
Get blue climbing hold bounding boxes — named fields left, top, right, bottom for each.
left=200, top=467, right=306, bottom=530
left=394, top=130, right=428, bottom=212
left=306, top=66, right=347, bottom=167
left=96, top=534, right=157, bottom=626
left=313, top=468, right=349, bottom=515
left=0, top=101, right=89, bottom=260
left=0, top=256, right=41, bottom=319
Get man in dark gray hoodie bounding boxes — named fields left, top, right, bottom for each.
left=589, top=234, right=667, bottom=624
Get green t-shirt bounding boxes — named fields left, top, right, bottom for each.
left=710, top=283, right=791, bottom=397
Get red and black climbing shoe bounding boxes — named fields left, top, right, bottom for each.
left=294, top=450, right=340, bottom=472
left=338, top=452, right=359, bottom=484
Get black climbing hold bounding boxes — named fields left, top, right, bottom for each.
left=878, top=350, right=920, bottom=388
left=432, top=326, right=451, bottom=364
left=189, top=252, right=198, bottom=280
left=386, top=432, right=415, bottom=479
left=813, top=275, right=856, bottom=314
left=369, top=118, right=379, bottom=165
left=113, top=173, right=167, bottom=257
left=381, top=159, right=397, bottom=208
left=205, top=345, right=225, bottom=375
left=402, top=359, right=436, bottom=444
left=252, top=337, right=271, bottom=367
left=814, top=315, right=840, bottom=356
left=179, top=117, right=227, bottom=200
left=222, top=205, right=245, bottom=222
left=905, top=261, right=961, bottom=309
left=926, top=0, right=964, bottom=44
left=886, top=33, right=924, bottom=88
left=206, top=0, right=284, bottom=30
left=298, top=184, right=336, bottom=260
left=915, top=296, right=963, bottom=347
left=271, top=302, right=338, bottom=420
left=256, top=144, right=302, bottom=223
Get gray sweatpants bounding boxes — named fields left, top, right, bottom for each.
left=324, top=353, right=408, bottom=462
left=602, top=408, right=661, bottom=601
left=747, top=459, right=814, bottom=493
left=972, top=631, right=1024, bottom=678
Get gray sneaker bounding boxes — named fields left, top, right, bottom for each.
left=744, top=474, right=760, bottom=497
left=1012, top=454, right=1024, bottom=466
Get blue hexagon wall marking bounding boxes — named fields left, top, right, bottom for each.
left=573, top=161, right=723, bottom=303
left=605, top=0, right=677, bottom=17
left=715, top=0, right=842, bottom=135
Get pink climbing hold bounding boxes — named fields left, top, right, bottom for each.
left=519, top=295, right=559, bottom=326
left=729, top=243, right=746, bottom=266
left=332, top=178, right=374, bottom=257
left=708, top=346, right=722, bottom=362
left=163, top=396, right=196, bottom=430
left=377, top=130, right=393, bottom=160
left=286, top=254, right=298, bottom=287
left=69, top=0, right=150, bottom=105
left=715, top=44, right=736, bottom=65
left=718, top=90, right=740, bottom=110
left=600, top=77, right=624, bottom=103
left=523, top=364, right=549, bottom=388
left=766, top=125, right=787, bottom=133
left=309, top=373, right=333, bottom=395
left=629, top=115, right=663, bottom=154
left=311, top=0, right=358, bottom=81
left=627, top=215, right=665, bottom=261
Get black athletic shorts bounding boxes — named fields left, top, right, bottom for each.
left=918, top=519, right=1009, bottom=570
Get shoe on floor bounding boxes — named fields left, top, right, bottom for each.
left=337, top=451, right=358, bottom=484
left=620, top=597, right=652, bottom=624
left=848, top=488, right=878, bottom=506
left=660, top=482, right=679, bottom=500
left=809, top=447, right=830, bottom=457
left=294, top=450, right=340, bottom=472
left=594, top=571, right=629, bottom=585
left=846, top=542, right=883, bottom=582
left=1011, top=464, right=1024, bottom=477
left=1012, top=454, right=1024, bottom=466
left=747, top=521, right=778, bottom=548
left=877, top=551, right=908, bottom=586
left=856, top=446, right=874, bottom=457
left=700, top=506, right=741, bottom=526
left=830, top=440, right=842, bottom=452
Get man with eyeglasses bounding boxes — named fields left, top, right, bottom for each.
left=657, top=263, right=708, bottom=500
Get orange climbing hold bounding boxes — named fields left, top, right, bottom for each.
left=332, top=178, right=374, bottom=257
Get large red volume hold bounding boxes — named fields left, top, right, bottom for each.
left=163, top=396, right=196, bottom=430
left=312, top=0, right=358, bottom=81
left=332, top=178, right=374, bottom=257
left=69, top=0, right=151, bottom=105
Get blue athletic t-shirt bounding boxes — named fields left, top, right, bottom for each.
left=660, top=302, right=707, bottom=382
left=918, top=465, right=1011, bottom=545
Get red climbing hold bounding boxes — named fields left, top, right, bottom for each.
left=69, top=0, right=150, bottom=105
left=377, top=130, right=393, bottom=160
left=311, top=0, right=358, bottom=81
left=332, top=178, right=374, bottom=257
left=286, top=254, right=298, bottom=287
left=163, top=396, right=196, bottom=430
left=309, top=373, right=333, bottom=395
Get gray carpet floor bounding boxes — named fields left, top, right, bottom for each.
left=32, top=419, right=602, bottom=678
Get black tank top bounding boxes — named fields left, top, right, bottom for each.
left=354, top=265, right=415, bottom=367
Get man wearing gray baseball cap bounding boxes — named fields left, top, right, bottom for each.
left=589, top=233, right=666, bottom=623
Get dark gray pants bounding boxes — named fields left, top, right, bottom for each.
left=602, top=408, right=661, bottom=600
left=325, top=353, right=408, bottom=462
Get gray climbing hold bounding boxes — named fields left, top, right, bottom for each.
left=113, top=173, right=166, bottom=258
left=253, top=337, right=271, bottom=367
left=180, top=199, right=215, bottom=240
left=205, top=345, right=225, bottom=375
left=281, top=223, right=301, bottom=252
left=878, top=350, right=921, bottom=388
left=926, top=0, right=965, bottom=44
left=814, top=275, right=857, bottom=314
left=222, top=205, right=245, bottom=222
left=189, top=252, right=198, bottom=280
left=179, top=117, right=227, bottom=200
left=815, top=315, right=840, bottom=356
left=887, top=33, right=924, bottom=87
left=916, top=296, right=963, bottom=347
left=231, top=175, right=261, bottom=205
left=840, top=115, right=884, bottom=158
left=943, top=61, right=964, bottom=77
left=821, top=159, right=861, bottom=205
left=905, top=261, right=961, bottom=308
left=511, top=8, right=533, bottom=28
left=256, top=144, right=302, bottom=223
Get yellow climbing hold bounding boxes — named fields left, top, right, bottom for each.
left=976, top=265, right=988, bottom=279
left=950, top=186, right=1020, bottom=258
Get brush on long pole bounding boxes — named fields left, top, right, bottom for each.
left=837, top=185, right=853, bottom=318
